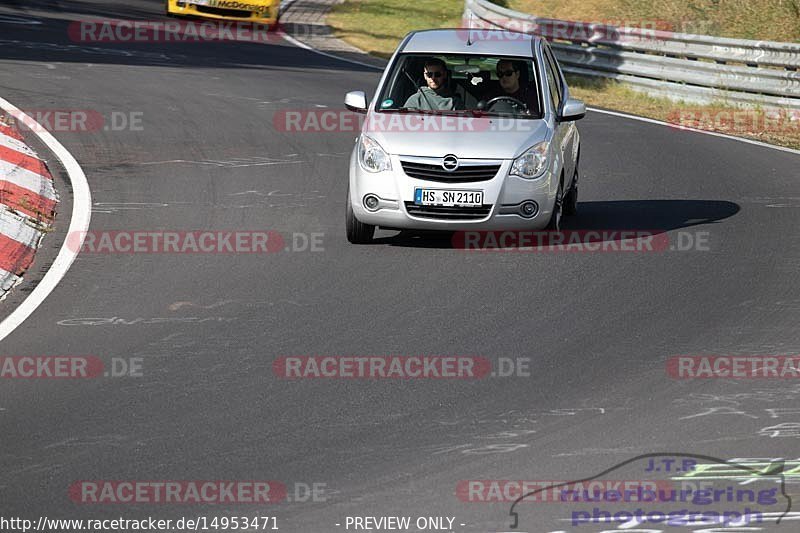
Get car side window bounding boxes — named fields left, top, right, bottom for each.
left=542, top=45, right=564, bottom=114
left=546, top=47, right=565, bottom=102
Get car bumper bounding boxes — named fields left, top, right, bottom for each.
left=349, top=151, right=558, bottom=231
left=166, top=0, right=279, bottom=24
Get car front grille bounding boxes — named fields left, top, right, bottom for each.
left=404, top=203, right=492, bottom=221
left=195, top=6, right=253, bottom=17
left=400, top=161, right=501, bottom=183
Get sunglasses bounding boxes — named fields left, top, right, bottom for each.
left=424, top=71, right=444, bottom=79
left=497, top=69, right=517, bottom=78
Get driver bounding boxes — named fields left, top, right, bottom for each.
left=482, top=59, right=538, bottom=114
left=404, top=58, right=464, bottom=111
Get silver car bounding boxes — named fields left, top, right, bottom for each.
left=344, top=29, right=585, bottom=244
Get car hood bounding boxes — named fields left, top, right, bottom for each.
left=363, top=114, right=550, bottom=160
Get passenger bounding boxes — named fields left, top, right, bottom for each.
left=404, top=58, right=464, bottom=111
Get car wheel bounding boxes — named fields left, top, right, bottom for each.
left=563, top=166, right=578, bottom=217
left=346, top=187, right=375, bottom=244
left=545, top=179, right=563, bottom=231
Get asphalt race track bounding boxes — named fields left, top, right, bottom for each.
left=1, top=1, right=799, bottom=532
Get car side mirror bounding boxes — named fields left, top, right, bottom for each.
left=559, top=98, right=586, bottom=122
left=345, top=91, right=368, bottom=114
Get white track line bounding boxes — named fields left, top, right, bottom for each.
left=276, top=28, right=800, bottom=156
left=276, top=30, right=385, bottom=71
left=278, top=30, right=385, bottom=70
left=0, top=96, right=92, bottom=342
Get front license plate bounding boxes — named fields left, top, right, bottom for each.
left=414, top=188, right=484, bottom=207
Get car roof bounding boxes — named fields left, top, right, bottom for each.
left=399, top=29, right=539, bottom=57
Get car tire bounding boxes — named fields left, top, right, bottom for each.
left=545, top=179, right=563, bottom=231
left=563, top=166, right=578, bottom=217
left=346, top=187, right=375, bottom=244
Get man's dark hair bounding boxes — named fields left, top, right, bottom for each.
left=497, top=59, right=524, bottom=73
left=424, top=57, right=448, bottom=71
left=497, top=59, right=528, bottom=83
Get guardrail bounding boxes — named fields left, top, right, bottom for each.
left=464, top=0, right=800, bottom=109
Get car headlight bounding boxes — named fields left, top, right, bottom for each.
left=510, top=141, right=550, bottom=179
left=358, top=135, right=392, bottom=173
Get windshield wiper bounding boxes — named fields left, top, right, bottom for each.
left=379, top=108, right=455, bottom=115
left=466, top=108, right=489, bottom=118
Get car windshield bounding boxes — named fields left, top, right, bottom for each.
left=376, top=53, right=543, bottom=119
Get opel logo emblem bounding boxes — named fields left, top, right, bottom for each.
left=442, top=155, right=459, bottom=172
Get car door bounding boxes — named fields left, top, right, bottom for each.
left=542, top=43, right=577, bottom=190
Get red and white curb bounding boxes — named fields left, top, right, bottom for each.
left=0, top=116, right=58, bottom=300
left=0, top=96, right=91, bottom=342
